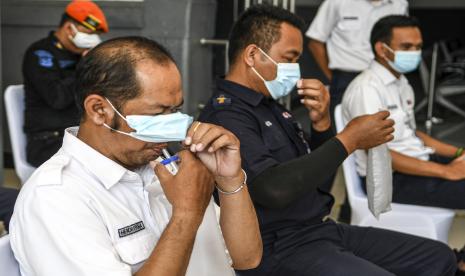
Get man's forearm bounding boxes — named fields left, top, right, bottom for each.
left=391, top=150, right=447, bottom=178
left=135, top=213, right=202, bottom=276
left=308, top=39, right=332, bottom=81
left=416, top=131, right=458, bottom=157
left=218, top=185, right=262, bottom=270
left=249, top=137, right=348, bottom=209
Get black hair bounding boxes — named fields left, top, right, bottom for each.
left=59, top=13, right=79, bottom=27
left=370, top=15, right=420, bottom=54
left=228, top=4, right=305, bottom=65
left=75, top=36, right=175, bottom=118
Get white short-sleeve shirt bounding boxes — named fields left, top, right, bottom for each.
left=306, top=0, right=408, bottom=72
left=10, top=127, right=234, bottom=276
left=341, top=61, right=434, bottom=176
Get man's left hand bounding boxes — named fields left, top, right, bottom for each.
left=297, top=79, right=331, bottom=131
left=184, top=122, right=244, bottom=191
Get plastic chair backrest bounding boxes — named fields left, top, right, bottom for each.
left=4, top=85, right=36, bottom=184
left=334, top=105, right=367, bottom=203
left=0, top=235, right=21, bottom=276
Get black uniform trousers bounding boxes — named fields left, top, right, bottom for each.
left=0, top=187, right=19, bottom=232
left=362, top=155, right=465, bottom=209
left=237, top=220, right=456, bottom=276
left=392, top=155, right=465, bottom=209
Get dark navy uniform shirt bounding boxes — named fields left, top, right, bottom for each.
left=23, top=31, right=80, bottom=134
left=199, top=79, right=335, bottom=238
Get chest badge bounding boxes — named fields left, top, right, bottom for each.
left=282, top=111, right=292, bottom=119
left=34, top=50, right=54, bottom=68
left=118, top=221, right=145, bottom=238
left=213, top=94, right=231, bottom=108
left=265, top=121, right=273, bottom=127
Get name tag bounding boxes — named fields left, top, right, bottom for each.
left=343, top=16, right=359, bottom=20
left=118, top=221, right=145, bottom=238
left=387, top=105, right=398, bottom=110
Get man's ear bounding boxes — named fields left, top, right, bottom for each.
left=63, top=21, right=74, bottom=36
left=375, top=41, right=393, bottom=61
left=83, top=95, right=111, bottom=125
left=243, top=44, right=259, bottom=67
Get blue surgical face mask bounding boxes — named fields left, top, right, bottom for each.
left=103, top=98, right=193, bottom=143
left=383, top=43, right=422, bottom=74
left=251, top=48, right=301, bottom=100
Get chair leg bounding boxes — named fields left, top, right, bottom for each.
left=415, top=98, right=428, bottom=113
left=437, top=96, right=465, bottom=119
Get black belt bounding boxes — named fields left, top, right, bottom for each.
left=29, top=130, right=64, bottom=141
left=332, top=69, right=361, bottom=77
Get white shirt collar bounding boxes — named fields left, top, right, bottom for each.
left=62, top=127, right=129, bottom=190
left=370, top=60, right=408, bottom=86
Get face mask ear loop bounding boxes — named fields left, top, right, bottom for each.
left=257, top=47, right=278, bottom=66
left=251, top=66, right=266, bottom=82
left=105, top=98, right=128, bottom=123
left=382, top=43, right=397, bottom=65
left=103, top=123, right=135, bottom=138
left=382, top=43, right=395, bottom=54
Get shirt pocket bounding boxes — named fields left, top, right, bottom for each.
left=115, top=232, right=156, bottom=265
left=337, top=16, right=362, bottom=31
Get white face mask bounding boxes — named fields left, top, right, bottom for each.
left=69, top=24, right=101, bottom=49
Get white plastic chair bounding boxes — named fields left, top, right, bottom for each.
left=4, top=85, right=36, bottom=184
left=334, top=105, right=455, bottom=243
left=0, top=235, right=21, bottom=276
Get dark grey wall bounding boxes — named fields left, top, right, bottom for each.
left=1, top=0, right=216, bottom=159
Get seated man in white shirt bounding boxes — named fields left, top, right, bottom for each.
left=342, top=15, right=465, bottom=272
left=10, top=36, right=262, bottom=276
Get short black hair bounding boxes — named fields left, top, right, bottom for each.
left=59, top=13, right=78, bottom=27
left=228, top=4, right=305, bottom=65
left=370, top=15, right=420, bottom=54
left=75, top=36, right=175, bottom=118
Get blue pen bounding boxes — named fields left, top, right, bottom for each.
left=160, top=155, right=179, bottom=165
left=162, top=149, right=179, bottom=174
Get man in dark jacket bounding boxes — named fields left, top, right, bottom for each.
left=199, top=5, right=457, bottom=276
left=23, top=0, right=108, bottom=166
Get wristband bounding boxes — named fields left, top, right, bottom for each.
left=216, top=169, right=247, bottom=195
left=455, top=147, right=464, bottom=158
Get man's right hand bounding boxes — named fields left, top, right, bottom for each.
left=153, top=150, right=215, bottom=223
left=336, top=110, right=395, bottom=154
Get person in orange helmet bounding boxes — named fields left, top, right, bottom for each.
left=22, top=0, right=109, bottom=167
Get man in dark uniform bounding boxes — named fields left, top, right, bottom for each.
left=199, top=5, right=457, bottom=276
left=23, top=0, right=108, bottom=166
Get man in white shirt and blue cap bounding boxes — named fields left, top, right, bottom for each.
left=10, top=36, right=262, bottom=276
